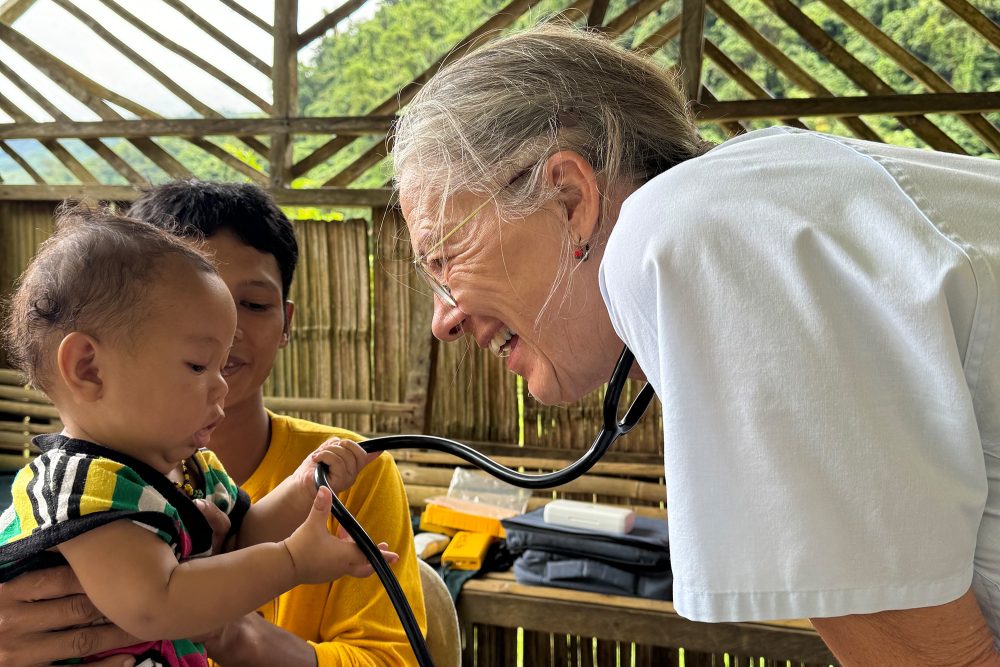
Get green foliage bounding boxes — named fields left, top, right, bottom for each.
left=1, top=0, right=997, bottom=188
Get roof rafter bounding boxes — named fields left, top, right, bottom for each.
left=760, top=0, right=966, bottom=153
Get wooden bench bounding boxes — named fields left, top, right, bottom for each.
left=392, top=448, right=837, bottom=667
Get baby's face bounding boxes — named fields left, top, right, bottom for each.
left=93, top=263, right=237, bottom=473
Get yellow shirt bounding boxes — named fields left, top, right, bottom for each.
left=243, top=412, right=426, bottom=666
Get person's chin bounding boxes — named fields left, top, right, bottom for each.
left=524, top=374, right=564, bottom=406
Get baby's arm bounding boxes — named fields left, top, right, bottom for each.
left=235, top=438, right=379, bottom=548
left=57, top=486, right=395, bottom=641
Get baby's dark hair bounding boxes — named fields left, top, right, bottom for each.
left=2, top=205, right=216, bottom=391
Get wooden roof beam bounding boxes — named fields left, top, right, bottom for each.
left=635, top=14, right=681, bottom=53
left=53, top=0, right=216, bottom=119
left=697, top=91, right=1000, bottom=121
left=0, top=117, right=396, bottom=140
left=698, top=86, right=746, bottom=137
left=298, top=0, right=368, bottom=48
left=0, top=92, right=98, bottom=184
left=0, top=24, right=191, bottom=179
left=0, top=60, right=145, bottom=184
left=159, top=0, right=271, bottom=76
left=93, top=0, right=273, bottom=115
left=587, top=0, right=610, bottom=27
left=703, top=41, right=809, bottom=130
left=707, top=0, right=882, bottom=142
left=218, top=0, right=271, bottom=34
left=759, top=0, right=966, bottom=153
left=603, top=0, right=669, bottom=37
left=0, top=0, right=35, bottom=25
left=0, top=139, right=43, bottom=182
left=322, top=136, right=390, bottom=187
left=938, top=0, right=1000, bottom=51
left=291, top=0, right=542, bottom=179
left=0, top=185, right=394, bottom=207
left=680, top=0, right=706, bottom=102
left=270, top=0, right=298, bottom=188
left=51, top=0, right=268, bottom=176
left=820, top=0, right=1000, bottom=155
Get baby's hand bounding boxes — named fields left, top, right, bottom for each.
left=308, top=438, right=380, bottom=494
left=283, top=486, right=399, bottom=585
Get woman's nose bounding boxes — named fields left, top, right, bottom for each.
left=430, top=297, right=466, bottom=341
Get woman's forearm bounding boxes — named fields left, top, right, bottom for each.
left=204, top=612, right=317, bottom=667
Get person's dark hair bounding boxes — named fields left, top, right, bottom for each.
left=2, top=205, right=215, bottom=391
left=127, top=180, right=298, bottom=300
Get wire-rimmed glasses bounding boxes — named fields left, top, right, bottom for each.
left=412, top=168, right=532, bottom=308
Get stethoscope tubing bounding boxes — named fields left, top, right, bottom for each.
left=315, top=347, right=654, bottom=667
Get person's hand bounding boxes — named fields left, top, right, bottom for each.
left=282, top=486, right=398, bottom=585
left=291, top=437, right=380, bottom=500
left=194, top=497, right=232, bottom=555
left=0, top=564, right=138, bottom=667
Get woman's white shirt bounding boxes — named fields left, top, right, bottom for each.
left=599, top=127, right=1000, bottom=627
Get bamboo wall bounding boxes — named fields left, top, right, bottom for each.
left=0, top=201, right=837, bottom=667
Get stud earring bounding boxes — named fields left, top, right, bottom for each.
left=573, top=242, right=590, bottom=262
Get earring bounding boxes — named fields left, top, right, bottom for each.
left=572, top=242, right=590, bottom=262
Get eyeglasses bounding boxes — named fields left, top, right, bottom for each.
left=412, top=168, right=531, bottom=308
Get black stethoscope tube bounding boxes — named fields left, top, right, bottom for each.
left=315, top=347, right=654, bottom=667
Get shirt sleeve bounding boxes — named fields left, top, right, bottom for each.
left=311, top=453, right=427, bottom=667
left=601, top=129, right=987, bottom=622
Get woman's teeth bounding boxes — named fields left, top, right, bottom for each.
left=490, top=328, right=515, bottom=357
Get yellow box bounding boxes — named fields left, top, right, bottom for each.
left=421, top=497, right=513, bottom=538
left=441, top=531, right=494, bottom=571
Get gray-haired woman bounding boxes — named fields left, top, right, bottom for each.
left=393, top=23, right=1000, bottom=665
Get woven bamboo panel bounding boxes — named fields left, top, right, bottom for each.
left=264, top=217, right=372, bottom=433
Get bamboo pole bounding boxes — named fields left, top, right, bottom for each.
left=0, top=93, right=99, bottom=184
left=587, top=0, right=610, bottom=26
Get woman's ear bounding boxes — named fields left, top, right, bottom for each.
left=56, top=332, right=103, bottom=402
left=280, top=300, right=295, bottom=349
left=544, top=150, right=601, bottom=242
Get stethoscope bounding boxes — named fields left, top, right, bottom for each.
left=315, top=346, right=655, bottom=667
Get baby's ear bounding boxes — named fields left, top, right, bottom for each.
left=56, top=332, right=103, bottom=402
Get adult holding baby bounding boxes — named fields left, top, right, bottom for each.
left=0, top=182, right=425, bottom=667
left=392, top=23, right=1000, bottom=665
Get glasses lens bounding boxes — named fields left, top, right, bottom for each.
left=414, top=262, right=457, bottom=307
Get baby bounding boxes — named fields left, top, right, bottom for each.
left=0, top=208, right=397, bottom=667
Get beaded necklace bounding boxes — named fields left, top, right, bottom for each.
left=174, top=458, right=205, bottom=500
